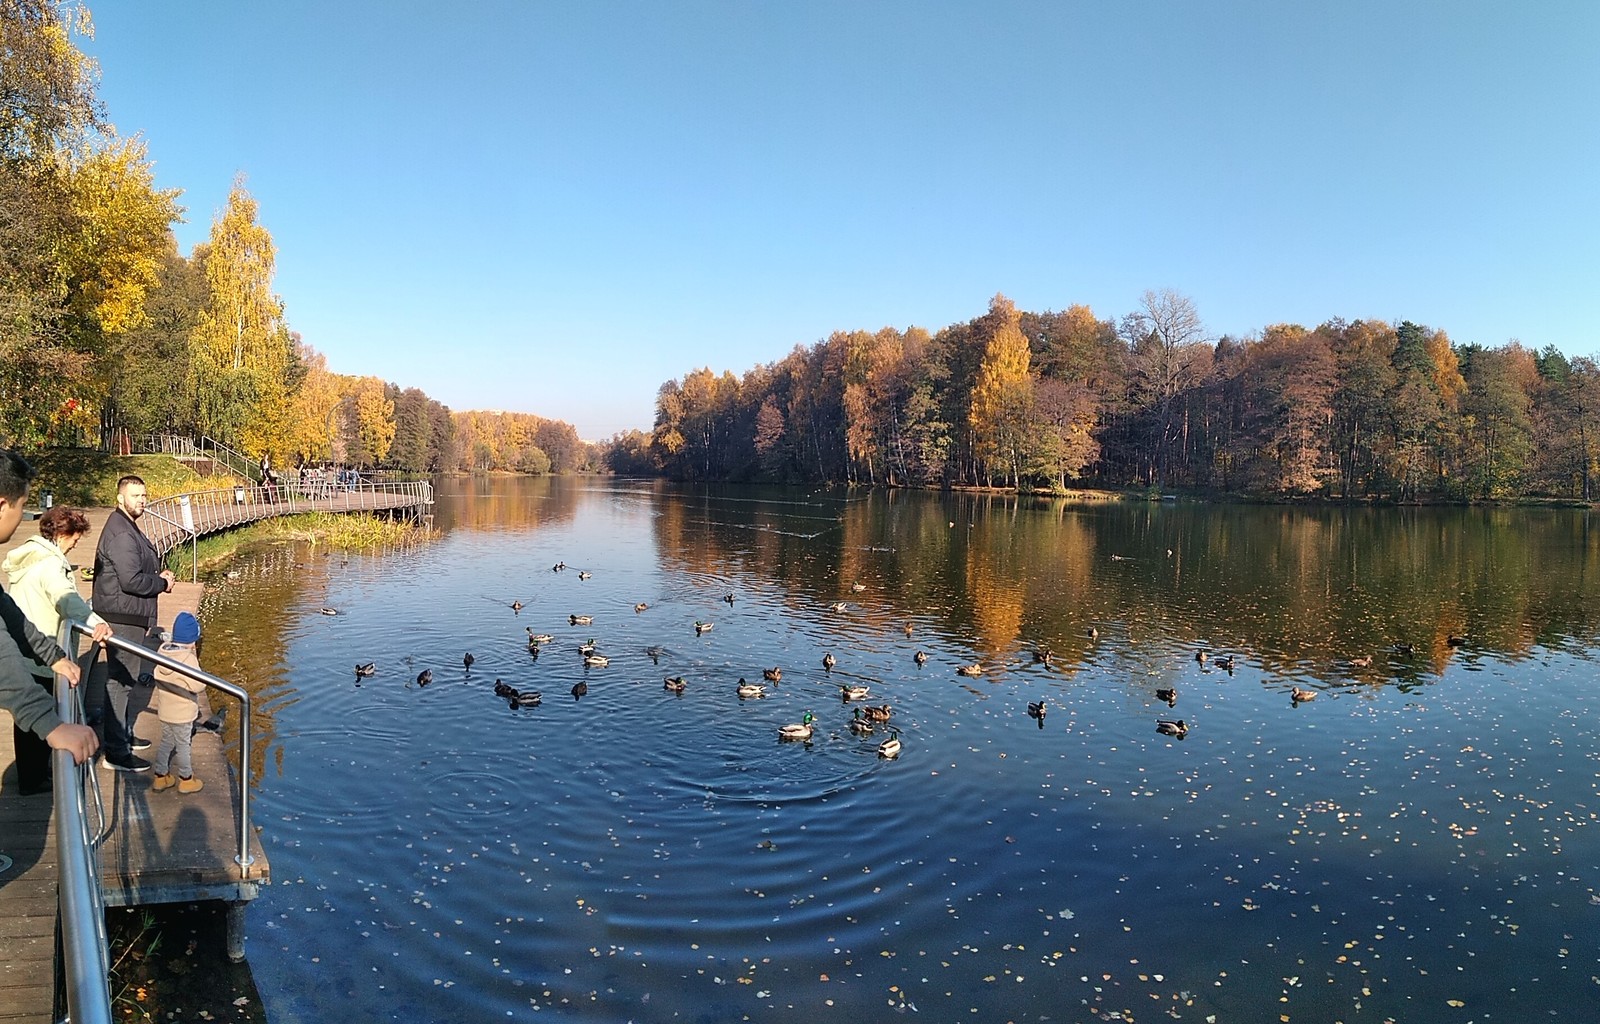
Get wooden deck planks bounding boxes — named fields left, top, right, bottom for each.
left=0, top=727, right=60, bottom=1024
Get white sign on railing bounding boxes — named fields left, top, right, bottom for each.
left=179, top=495, right=194, bottom=533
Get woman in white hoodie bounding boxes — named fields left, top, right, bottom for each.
left=2, top=506, right=106, bottom=792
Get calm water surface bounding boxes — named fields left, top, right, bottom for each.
left=201, top=479, right=1600, bottom=1023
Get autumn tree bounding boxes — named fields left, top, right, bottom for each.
left=968, top=296, right=1033, bottom=487
left=346, top=376, right=395, bottom=467
left=1120, top=289, right=1209, bottom=486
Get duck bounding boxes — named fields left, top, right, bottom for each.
left=415, top=669, right=433, bottom=687
left=694, top=620, right=714, bottom=635
left=634, top=602, right=649, bottom=613
left=1215, top=654, right=1236, bottom=672
left=493, top=679, right=516, bottom=698
left=570, top=614, right=594, bottom=626
left=877, top=730, right=902, bottom=759
left=571, top=680, right=588, bottom=698
left=913, top=650, right=928, bottom=666
left=463, top=652, right=475, bottom=671
left=510, top=601, right=524, bottom=613
left=1027, top=700, right=1048, bottom=719
left=1155, top=687, right=1177, bottom=706
left=1088, top=626, right=1099, bottom=640
left=956, top=663, right=983, bottom=677
left=1392, top=641, right=1414, bottom=657
left=645, top=645, right=666, bottom=665
left=663, top=676, right=687, bottom=694
left=851, top=582, right=867, bottom=593
left=354, top=662, right=376, bottom=679
left=583, top=653, right=610, bottom=668
left=526, top=630, right=555, bottom=645
left=1194, top=650, right=1208, bottom=664
left=577, top=571, right=592, bottom=581
left=723, top=592, right=735, bottom=605
left=827, top=601, right=848, bottom=613
left=736, top=679, right=766, bottom=699
left=1348, top=654, right=1373, bottom=669
left=511, top=690, right=541, bottom=709
left=1156, top=718, right=1188, bottom=738
left=821, top=652, right=837, bottom=671
left=778, top=711, right=815, bottom=741
left=552, top=561, right=566, bottom=572
left=578, top=638, right=598, bottom=655
left=849, top=707, right=876, bottom=734
left=319, top=607, right=339, bottom=616
left=1032, top=648, right=1053, bottom=666
left=863, top=703, right=893, bottom=723
left=1447, top=634, right=1467, bottom=647
left=1290, top=686, right=1317, bottom=703
left=839, top=683, right=871, bottom=701
left=903, top=622, right=914, bottom=637
left=761, top=667, right=782, bottom=682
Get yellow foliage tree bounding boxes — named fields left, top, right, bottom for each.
left=286, top=342, right=344, bottom=462
left=969, top=296, right=1033, bottom=486
left=350, top=376, right=395, bottom=466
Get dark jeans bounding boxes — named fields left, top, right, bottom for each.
left=86, top=621, right=155, bottom=758
left=12, top=673, right=53, bottom=794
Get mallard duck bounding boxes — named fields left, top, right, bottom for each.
left=1447, top=634, right=1466, bottom=647
left=463, top=652, right=475, bottom=671
left=1194, top=650, right=1208, bottom=664
left=1027, top=700, right=1048, bottom=719
left=319, top=607, right=339, bottom=616
left=1348, top=654, right=1373, bottom=669
left=577, top=571, right=592, bottom=581
left=578, top=638, right=598, bottom=655
left=1215, top=654, right=1235, bottom=672
left=694, top=620, right=714, bottom=635
left=827, top=601, right=848, bottom=613
left=645, top=645, right=666, bottom=664
left=1290, top=686, right=1317, bottom=703
left=913, top=650, right=928, bottom=666
left=1392, top=641, right=1414, bottom=657
left=415, top=669, right=433, bottom=687
left=736, top=679, right=766, bottom=699
left=1088, top=626, right=1099, bottom=640
left=762, top=667, right=782, bottom=682
left=354, top=662, right=376, bottom=678
left=851, top=582, right=867, bottom=593
left=663, top=676, right=687, bottom=693
left=840, top=683, right=870, bottom=701
left=1155, top=687, right=1177, bottom=706
left=822, top=652, right=837, bottom=671
left=723, top=592, right=735, bottom=604
left=511, top=690, right=541, bottom=708
left=877, top=730, right=902, bottom=759
left=493, top=679, right=516, bottom=698
left=583, top=653, right=610, bottom=667
left=552, top=561, right=566, bottom=572
left=510, top=601, right=524, bottom=612
left=956, top=663, right=983, bottom=677
left=778, top=711, right=815, bottom=741
left=571, top=680, right=587, bottom=697
left=527, top=630, right=554, bottom=645
left=903, top=622, right=914, bottom=637
left=1156, top=718, right=1188, bottom=738
left=864, top=703, right=893, bottom=723
left=634, top=602, right=649, bottom=613
left=849, top=707, right=876, bottom=734
left=570, top=614, right=594, bottom=626
left=1032, top=648, right=1053, bottom=665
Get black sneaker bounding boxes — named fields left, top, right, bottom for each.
left=130, top=737, right=152, bottom=751
left=100, top=754, right=151, bottom=773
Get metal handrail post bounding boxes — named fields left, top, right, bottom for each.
left=53, top=634, right=113, bottom=1024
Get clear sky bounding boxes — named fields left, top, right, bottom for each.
left=83, top=1, right=1598, bottom=441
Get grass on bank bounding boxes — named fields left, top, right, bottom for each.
left=26, top=447, right=245, bottom=505
left=166, top=511, right=433, bottom=577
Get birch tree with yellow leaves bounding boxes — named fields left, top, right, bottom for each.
left=968, top=296, right=1033, bottom=487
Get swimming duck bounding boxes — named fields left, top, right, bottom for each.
left=822, top=652, right=837, bottom=671
left=827, top=601, right=848, bottom=613
left=645, top=645, right=666, bottom=664
left=1156, top=718, right=1188, bottom=738
left=510, top=601, right=524, bottom=613
left=663, top=676, right=687, bottom=694
left=849, top=707, right=876, bottom=734
left=956, top=663, right=983, bottom=677
left=493, top=679, right=516, bottom=698
left=1392, top=641, right=1414, bottom=657
left=1348, top=654, right=1373, bottom=669
left=578, top=639, right=598, bottom=655
left=354, top=662, right=376, bottom=678
left=570, top=614, right=594, bottom=626
left=1027, top=700, right=1048, bottom=719
left=583, top=653, right=610, bottom=668
left=511, top=690, right=541, bottom=708
left=571, top=680, right=587, bottom=698
left=319, top=607, right=339, bottom=616
left=552, top=562, right=566, bottom=572
left=1290, top=686, right=1317, bottom=703
left=1447, top=634, right=1466, bottom=647
left=1155, top=687, right=1177, bottom=706
left=877, top=730, right=902, bottom=759
left=1088, top=626, right=1099, bottom=640
left=863, top=703, right=893, bottom=723
left=778, top=711, right=815, bottom=741
left=851, top=582, right=867, bottom=593
left=1032, top=648, right=1053, bottom=665
left=840, top=683, right=871, bottom=701
left=1194, top=650, right=1208, bottom=664
left=463, top=652, right=475, bottom=671
left=577, top=571, right=592, bottom=581
left=723, top=592, right=735, bottom=605
left=736, top=679, right=766, bottom=699
left=415, top=669, right=433, bottom=687
left=913, top=650, right=928, bottom=666
left=1215, top=654, right=1235, bottom=672
left=694, top=620, right=714, bottom=635
left=762, top=667, right=782, bottom=682
left=526, top=630, right=554, bottom=644
left=635, top=602, right=649, bottom=613
left=903, top=622, right=914, bottom=637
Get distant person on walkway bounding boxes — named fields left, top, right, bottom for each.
left=150, top=611, right=205, bottom=794
left=90, top=474, right=174, bottom=773
left=0, top=449, right=101, bottom=779
left=2, top=505, right=109, bottom=794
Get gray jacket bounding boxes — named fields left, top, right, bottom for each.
left=0, top=589, right=68, bottom=739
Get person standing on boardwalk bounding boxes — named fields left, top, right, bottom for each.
left=2, top=506, right=109, bottom=793
left=149, top=611, right=205, bottom=794
left=0, top=449, right=101, bottom=774
left=90, top=474, right=174, bottom=773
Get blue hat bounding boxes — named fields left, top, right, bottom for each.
left=172, top=612, right=201, bottom=644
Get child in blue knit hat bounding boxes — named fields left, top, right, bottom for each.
left=151, top=611, right=206, bottom=794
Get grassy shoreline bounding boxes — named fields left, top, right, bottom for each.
left=165, top=511, right=433, bottom=577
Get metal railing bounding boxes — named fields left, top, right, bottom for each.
left=52, top=621, right=256, bottom=1024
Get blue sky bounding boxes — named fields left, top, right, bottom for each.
left=84, top=1, right=1598, bottom=440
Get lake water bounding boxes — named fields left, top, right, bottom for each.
left=201, top=478, right=1600, bottom=1023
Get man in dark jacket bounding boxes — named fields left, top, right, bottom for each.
left=0, top=449, right=100, bottom=770
left=90, top=474, right=174, bottom=772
